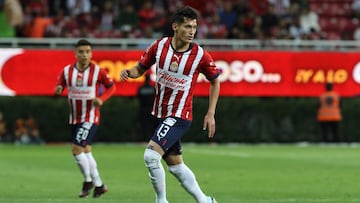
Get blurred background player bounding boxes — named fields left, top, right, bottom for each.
left=14, top=113, right=43, bottom=145
left=54, top=39, right=115, bottom=198
left=317, top=82, right=342, bottom=142
left=0, top=111, right=12, bottom=143
left=120, top=6, right=220, bottom=203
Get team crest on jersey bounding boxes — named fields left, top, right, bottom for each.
left=76, top=77, right=83, bottom=86
left=170, top=61, right=178, bottom=72
left=76, top=73, right=84, bottom=86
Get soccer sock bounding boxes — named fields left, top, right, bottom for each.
left=85, top=152, right=103, bottom=187
left=74, top=152, right=92, bottom=182
left=168, top=163, right=208, bottom=203
left=144, top=149, right=168, bottom=203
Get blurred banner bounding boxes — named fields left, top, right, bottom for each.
left=0, top=48, right=359, bottom=97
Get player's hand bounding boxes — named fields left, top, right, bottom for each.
left=203, top=112, right=216, bottom=138
left=93, top=98, right=103, bottom=106
left=120, top=69, right=130, bottom=81
left=54, top=85, right=63, bottom=96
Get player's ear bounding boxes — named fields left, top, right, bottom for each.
left=172, top=22, right=177, bottom=31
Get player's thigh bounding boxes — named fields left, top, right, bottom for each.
left=165, top=153, right=183, bottom=165
left=150, top=116, right=191, bottom=153
left=72, top=144, right=84, bottom=155
left=71, top=122, right=98, bottom=147
left=72, top=144, right=92, bottom=155
left=147, top=140, right=165, bottom=155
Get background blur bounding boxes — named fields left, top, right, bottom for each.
left=1, top=0, right=360, bottom=144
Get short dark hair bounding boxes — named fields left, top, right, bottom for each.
left=171, top=6, right=198, bottom=24
left=75, top=39, right=92, bottom=48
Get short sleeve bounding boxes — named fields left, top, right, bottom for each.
left=199, top=51, right=220, bottom=81
left=99, top=68, right=114, bottom=88
left=138, top=40, right=158, bottom=70
left=56, top=69, right=66, bottom=87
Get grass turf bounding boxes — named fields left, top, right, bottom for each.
left=0, top=143, right=359, bottom=203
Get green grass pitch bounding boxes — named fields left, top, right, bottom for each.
left=0, top=143, right=359, bottom=203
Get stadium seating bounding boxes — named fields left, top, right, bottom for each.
left=309, top=0, right=357, bottom=39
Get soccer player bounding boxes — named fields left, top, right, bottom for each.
left=120, top=6, right=220, bottom=203
left=54, top=39, right=115, bottom=198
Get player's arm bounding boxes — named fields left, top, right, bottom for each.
left=120, top=64, right=147, bottom=81
left=201, top=51, right=221, bottom=138
left=54, top=85, right=64, bottom=96
left=94, top=69, right=116, bottom=106
left=54, top=70, right=66, bottom=96
left=94, top=83, right=116, bottom=106
left=121, top=39, right=157, bottom=81
left=203, top=77, right=220, bottom=138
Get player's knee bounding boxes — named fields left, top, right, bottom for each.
left=168, top=163, right=188, bottom=178
left=144, top=148, right=162, bottom=169
left=168, top=164, right=179, bottom=175
left=72, top=145, right=84, bottom=155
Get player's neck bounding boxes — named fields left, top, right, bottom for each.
left=171, top=37, right=190, bottom=52
left=76, top=62, right=89, bottom=71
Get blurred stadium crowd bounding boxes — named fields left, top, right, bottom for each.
left=0, top=0, right=359, bottom=40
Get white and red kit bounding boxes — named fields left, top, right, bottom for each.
left=56, top=63, right=115, bottom=125
left=139, top=37, right=220, bottom=121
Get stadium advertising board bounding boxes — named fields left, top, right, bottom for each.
left=0, top=48, right=359, bottom=97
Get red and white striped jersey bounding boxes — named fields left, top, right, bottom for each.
left=56, top=63, right=114, bottom=125
left=139, top=37, right=220, bottom=121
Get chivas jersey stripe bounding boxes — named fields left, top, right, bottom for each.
left=58, top=63, right=112, bottom=125
left=139, top=37, right=220, bottom=120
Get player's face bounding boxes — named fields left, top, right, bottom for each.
left=75, top=45, right=92, bottom=66
left=173, top=17, right=197, bottom=44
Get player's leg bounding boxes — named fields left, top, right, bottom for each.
left=71, top=123, right=93, bottom=197
left=144, top=141, right=167, bottom=203
left=84, top=145, right=108, bottom=198
left=72, top=143, right=93, bottom=197
left=72, top=122, right=107, bottom=198
left=144, top=117, right=190, bottom=203
left=165, top=149, right=216, bottom=203
left=72, top=144, right=90, bottom=179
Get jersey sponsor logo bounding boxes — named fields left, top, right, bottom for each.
left=157, top=69, right=191, bottom=91
left=68, top=86, right=95, bottom=100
